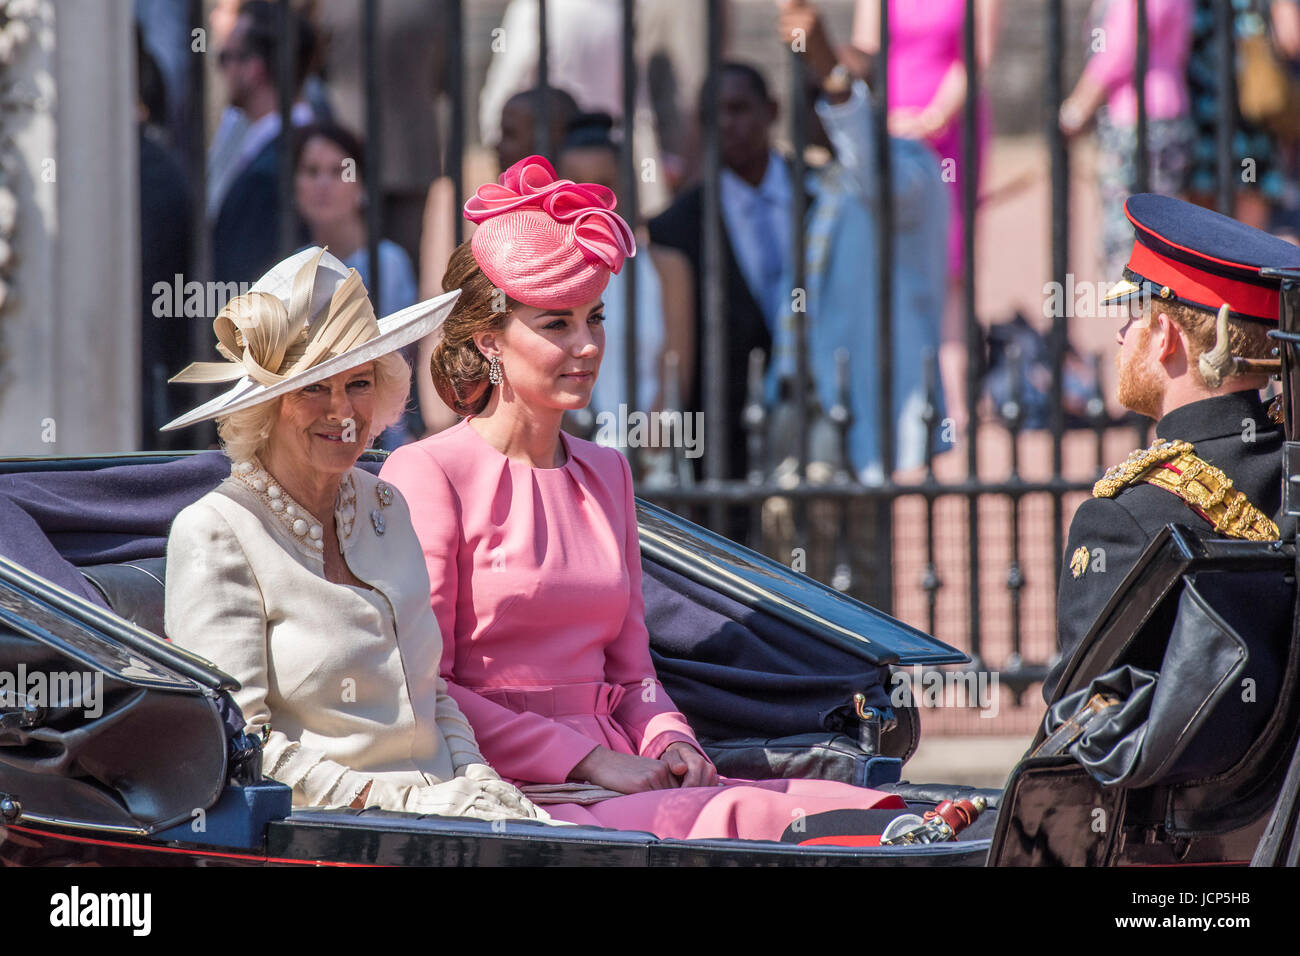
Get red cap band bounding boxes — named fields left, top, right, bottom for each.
left=1127, top=241, right=1279, bottom=321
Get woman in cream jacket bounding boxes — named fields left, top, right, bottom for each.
left=161, top=247, right=544, bottom=821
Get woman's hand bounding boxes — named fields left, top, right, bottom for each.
left=1058, top=96, right=1089, bottom=138
left=661, top=742, right=719, bottom=788
left=363, top=774, right=550, bottom=821
left=1058, top=74, right=1105, bottom=139
left=778, top=0, right=838, bottom=85
left=569, top=746, right=677, bottom=794
left=888, top=105, right=948, bottom=141
left=455, top=762, right=551, bottom=819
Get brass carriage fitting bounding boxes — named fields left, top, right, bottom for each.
left=853, top=692, right=870, bottom=720
left=0, top=793, right=22, bottom=823
left=854, top=691, right=897, bottom=734
left=852, top=692, right=882, bottom=754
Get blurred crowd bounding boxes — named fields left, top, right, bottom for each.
left=134, top=0, right=1300, bottom=486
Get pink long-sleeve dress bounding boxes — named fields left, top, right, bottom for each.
left=379, top=418, right=906, bottom=841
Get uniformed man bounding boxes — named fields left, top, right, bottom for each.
left=1044, top=193, right=1300, bottom=703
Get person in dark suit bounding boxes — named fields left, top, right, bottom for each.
left=211, top=1, right=315, bottom=286
left=1045, top=194, right=1300, bottom=702
left=647, top=63, right=786, bottom=484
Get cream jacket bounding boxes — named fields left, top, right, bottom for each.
left=164, top=462, right=488, bottom=809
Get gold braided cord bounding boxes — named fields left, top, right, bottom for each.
left=1092, top=438, right=1279, bottom=541
left=1092, top=439, right=1190, bottom=499
left=1140, top=455, right=1279, bottom=541
left=170, top=249, right=379, bottom=388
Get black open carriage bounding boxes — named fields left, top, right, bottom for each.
left=0, top=450, right=996, bottom=866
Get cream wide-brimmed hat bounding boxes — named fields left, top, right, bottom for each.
left=161, top=247, right=458, bottom=432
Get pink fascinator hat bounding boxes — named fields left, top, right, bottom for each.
left=464, top=155, right=636, bottom=310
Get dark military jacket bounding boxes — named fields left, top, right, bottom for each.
left=1044, top=391, right=1283, bottom=702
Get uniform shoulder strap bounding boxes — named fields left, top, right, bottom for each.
left=1092, top=439, right=1279, bottom=541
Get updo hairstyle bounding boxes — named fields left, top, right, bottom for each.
left=429, top=240, right=519, bottom=416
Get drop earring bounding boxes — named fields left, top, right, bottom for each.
left=488, top=355, right=502, bottom=385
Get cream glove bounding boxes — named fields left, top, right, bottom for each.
left=455, top=761, right=504, bottom=782
left=362, top=772, right=550, bottom=822
left=454, top=762, right=551, bottom=820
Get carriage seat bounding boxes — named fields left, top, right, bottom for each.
left=81, top=557, right=168, bottom=638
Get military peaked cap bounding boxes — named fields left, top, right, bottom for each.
left=1102, top=193, right=1300, bottom=323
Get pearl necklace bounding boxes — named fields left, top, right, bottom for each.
left=230, top=459, right=356, bottom=552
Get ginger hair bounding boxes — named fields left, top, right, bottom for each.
left=1148, top=299, right=1273, bottom=387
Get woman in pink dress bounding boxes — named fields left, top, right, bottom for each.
left=379, top=156, right=907, bottom=841
left=853, top=0, right=1001, bottom=437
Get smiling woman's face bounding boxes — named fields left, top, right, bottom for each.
left=264, top=364, right=377, bottom=480
left=477, top=297, right=605, bottom=412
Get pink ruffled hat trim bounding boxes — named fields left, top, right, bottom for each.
left=464, top=155, right=636, bottom=310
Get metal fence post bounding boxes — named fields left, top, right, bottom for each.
left=1047, top=0, right=1070, bottom=654
left=187, top=0, right=208, bottom=363
left=963, top=0, right=981, bottom=664
left=1135, top=0, right=1149, bottom=193
left=1215, top=0, right=1235, bottom=215
left=621, top=0, right=640, bottom=430
left=702, top=0, right=726, bottom=533
left=363, top=0, right=382, bottom=305
left=448, top=0, right=464, bottom=246
left=536, top=0, right=551, bottom=160
left=876, top=0, right=894, bottom=480
left=276, top=0, right=296, bottom=259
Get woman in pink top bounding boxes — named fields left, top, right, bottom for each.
left=380, top=156, right=907, bottom=841
left=1060, top=0, right=1193, bottom=276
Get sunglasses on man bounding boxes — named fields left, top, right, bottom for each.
left=217, top=47, right=256, bottom=68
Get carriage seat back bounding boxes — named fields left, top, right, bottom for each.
left=81, top=557, right=168, bottom=639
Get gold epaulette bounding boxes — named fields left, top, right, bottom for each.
left=1092, top=439, right=1279, bottom=541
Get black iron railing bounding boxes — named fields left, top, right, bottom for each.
left=170, top=0, right=1249, bottom=705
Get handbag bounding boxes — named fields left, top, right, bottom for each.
left=1238, top=31, right=1300, bottom=140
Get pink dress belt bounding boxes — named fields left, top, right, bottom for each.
left=471, top=680, right=627, bottom=718
left=468, top=680, right=639, bottom=758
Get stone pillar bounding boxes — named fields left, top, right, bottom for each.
left=0, top=0, right=139, bottom=456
